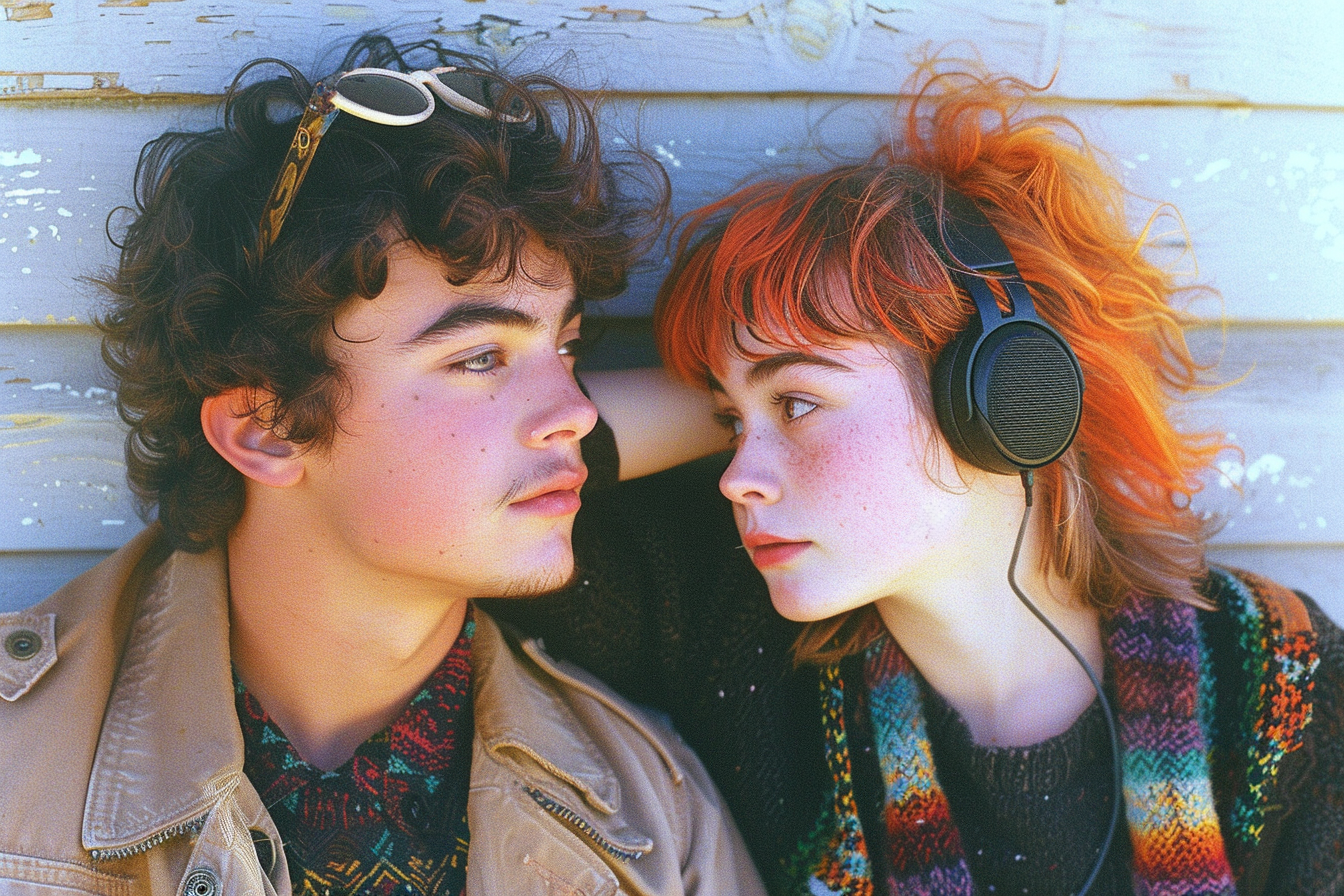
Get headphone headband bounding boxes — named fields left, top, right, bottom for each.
left=917, top=187, right=1085, bottom=474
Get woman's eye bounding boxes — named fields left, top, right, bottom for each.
left=457, top=350, right=501, bottom=373
left=557, top=337, right=583, bottom=359
left=781, top=397, right=817, bottom=421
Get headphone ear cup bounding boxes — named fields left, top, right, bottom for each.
left=976, top=323, right=1083, bottom=471
left=933, top=322, right=1084, bottom=475
left=931, top=328, right=981, bottom=469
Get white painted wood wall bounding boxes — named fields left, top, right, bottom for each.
left=2, top=1, right=1341, bottom=618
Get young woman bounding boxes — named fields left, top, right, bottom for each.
left=633, top=70, right=1343, bottom=896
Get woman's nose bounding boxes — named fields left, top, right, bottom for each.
left=719, top=433, right=782, bottom=505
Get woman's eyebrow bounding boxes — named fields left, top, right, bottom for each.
left=744, top=352, right=850, bottom=387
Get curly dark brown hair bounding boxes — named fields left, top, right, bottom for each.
left=98, top=34, right=666, bottom=552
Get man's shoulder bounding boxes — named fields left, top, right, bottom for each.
left=0, top=528, right=171, bottom=869
left=1, top=527, right=166, bottom=703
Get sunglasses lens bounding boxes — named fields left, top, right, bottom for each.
left=435, top=70, right=528, bottom=120
left=334, top=72, right=431, bottom=118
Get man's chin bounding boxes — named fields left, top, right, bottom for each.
left=485, top=562, right=577, bottom=600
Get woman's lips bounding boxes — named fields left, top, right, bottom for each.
left=742, top=534, right=811, bottom=568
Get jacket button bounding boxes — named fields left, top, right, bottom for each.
left=181, top=868, right=219, bottom=896
left=4, top=629, right=41, bottom=661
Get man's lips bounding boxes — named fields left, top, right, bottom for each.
left=508, top=467, right=588, bottom=517
left=741, top=532, right=811, bottom=568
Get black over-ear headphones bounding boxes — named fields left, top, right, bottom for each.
left=917, top=191, right=1119, bottom=896
left=915, top=188, right=1084, bottom=474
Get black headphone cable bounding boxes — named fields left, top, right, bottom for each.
left=1007, top=469, right=1123, bottom=896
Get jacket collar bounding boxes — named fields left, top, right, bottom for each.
left=83, top=539, right=244, bottom=854
left=80, top=535, right=679, bottom=855
left=470, top=610, right=680, bottom=818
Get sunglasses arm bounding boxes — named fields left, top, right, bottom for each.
left=254, top=85, right=339, bottom=262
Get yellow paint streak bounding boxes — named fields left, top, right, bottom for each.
left=2, top=1, right=54, bottom=21
left=99, top=0, right=181, bottom=7
left=324, top=4, right=369, bottom=20
left=0, top=316, right=85, bottom=325
left=2, top=437, right=53, bottom=449
left=1, top=414, right=63, bottom=431
left=701, top=12, right=751, bottom=27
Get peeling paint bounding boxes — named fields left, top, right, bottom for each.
left=1216, top=453, right=1286, bottom=487
left=699, top=12, right=752, bottom=27
left=581, top=5, right=648, bottom=22
left=1193, top=159, right=1231, bottom=182
left=466, top=15, right=547, bottom=53
left=654, top=144, right=681, bottom=168
left=0, top=72, right=127, bottom=98
left=0, top=150, right=42, bottom=168
left=1282, top=148, right=1344, bottom=263
left=2, top=1, right=54, bottom=21
left=755, top=0, right=865, bottom=63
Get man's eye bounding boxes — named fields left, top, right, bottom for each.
left=457, top=351, right=501, bottom=373
left=781, top=397, right=817, bottom=421
left=557, top=337, right=583, bottom=359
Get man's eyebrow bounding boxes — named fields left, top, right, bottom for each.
left=744, top=352, right=850, bottom=387
left=402, top=294, right=583, bottom=347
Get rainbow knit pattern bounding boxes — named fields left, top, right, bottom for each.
left=789, top=567, right=1318, bottom=896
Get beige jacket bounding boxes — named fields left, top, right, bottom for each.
left=0, top=527, right=766, bottom=896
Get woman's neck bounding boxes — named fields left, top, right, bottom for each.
left=874, top=489, right=1104, bottom=748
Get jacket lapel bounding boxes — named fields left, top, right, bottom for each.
left=82, top=545, right=246, bottom=856
left=470, top=611, right=664, bottom=858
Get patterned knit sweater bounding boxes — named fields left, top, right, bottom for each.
left=487, top=455, right=1344, bottom=896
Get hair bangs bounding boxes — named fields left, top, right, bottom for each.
left=656, top=170, right=961, bottom=386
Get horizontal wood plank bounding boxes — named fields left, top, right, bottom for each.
left=0, top=326, right=142, bottom=552
left=2, top=323, right=1339, bottom=551
left=1, top=1, right=1342, bottom=106
left=0, top=550, right=108, bottom=612
left=1182, top=326, right=1343, bottom=548
left=4, top=100, right=1343, bottom=322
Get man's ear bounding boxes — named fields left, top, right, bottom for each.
left=201, top=388, right=304, bottom=488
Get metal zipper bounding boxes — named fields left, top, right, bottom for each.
left=522, top=785, right=646, bottom=862
left=88, top=814, right=209, bottom=863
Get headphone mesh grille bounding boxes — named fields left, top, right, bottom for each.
left=986, top=334, right=1082, bottom=463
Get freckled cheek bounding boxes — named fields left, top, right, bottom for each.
left=795, top=432, right=887, bottom=509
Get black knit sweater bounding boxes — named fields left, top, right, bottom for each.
left=486, top=455, right=1344, bottom=896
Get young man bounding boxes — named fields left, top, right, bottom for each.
left=0, top=36, right=763, bottom=896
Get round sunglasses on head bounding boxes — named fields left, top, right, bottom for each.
left=255, top=66, right=531, bottom=260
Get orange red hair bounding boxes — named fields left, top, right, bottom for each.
left=653, top=68, right=1225, bottom=659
